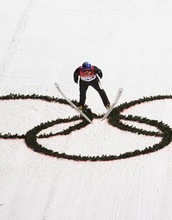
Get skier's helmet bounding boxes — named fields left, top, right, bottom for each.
left=82, top=62, right=91, bottom=70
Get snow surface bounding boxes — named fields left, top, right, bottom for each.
left=1, top=0, right=172, bottom=219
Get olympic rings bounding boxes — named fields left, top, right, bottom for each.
left=0, top=93, right=172, bottom=162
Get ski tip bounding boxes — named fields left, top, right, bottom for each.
left=119, top=88, right=123, bottom=92
left=54, top=83, right=59, bottom=88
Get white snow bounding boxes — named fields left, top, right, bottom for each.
left=1, top=0, right=172, bottom=219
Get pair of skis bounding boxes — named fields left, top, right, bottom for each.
left=54, top=83, right=123, bottom=124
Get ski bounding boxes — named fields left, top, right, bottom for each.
left=102, top=88, right=123, bottom=121
left=54, top=83, right=93, bottom=124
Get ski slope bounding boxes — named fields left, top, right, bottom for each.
left=1, top=0, right=172, bottom=219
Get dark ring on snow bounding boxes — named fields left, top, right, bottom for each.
left=0, top=93, right=79, bottom=138
left=24, top=111, right=171, bottom=161
left=109, top=95, right=172, bottom=137
left=25, top=95, right=172, bottom=161
left=25, top=116, right=91, bottom=160
left=0, top=93, right=172, bottom=161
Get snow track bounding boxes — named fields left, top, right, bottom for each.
left=1, top=0, right=172, bottom=219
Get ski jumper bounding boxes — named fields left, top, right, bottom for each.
left=73, top=65, right=110, bottom=108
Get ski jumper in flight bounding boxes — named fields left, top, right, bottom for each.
left=73, top=62, right=110, bottom=110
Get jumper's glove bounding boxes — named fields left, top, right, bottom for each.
left=97, top=70, right=103, bottom=79
left=74, top=72, right=78, bottom=84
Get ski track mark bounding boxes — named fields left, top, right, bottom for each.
left=0, top=0, right=38, bottom=90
